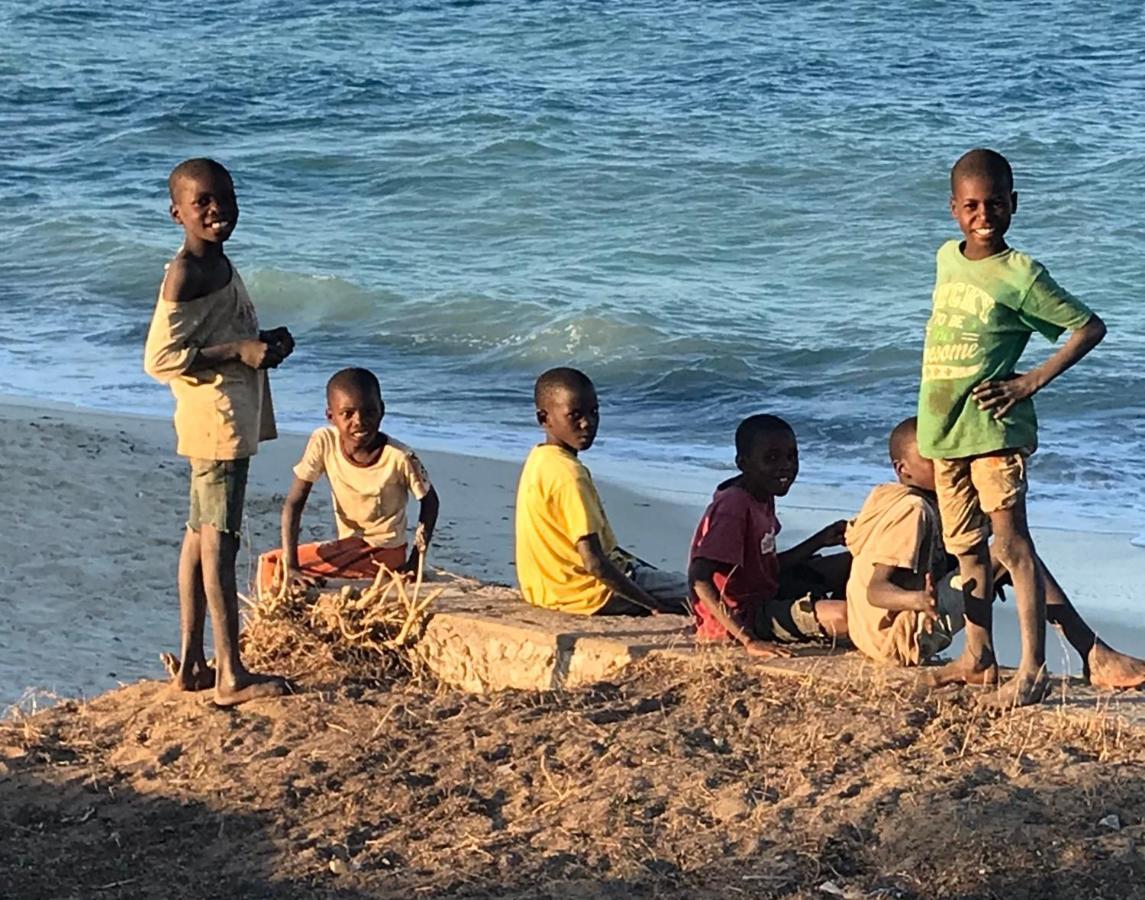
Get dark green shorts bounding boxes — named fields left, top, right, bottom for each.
left=755, top=596, right=823, bottom=643
left=755, top=559, right=843, bottom=643
left=187, top=458, right=250, bottom=537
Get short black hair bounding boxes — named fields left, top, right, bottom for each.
left=888, top=416, right=918, bottom=463
left=734, top=414, right=794, bottom=457
left=168, top=158, right=232, bottom=200
left=950, top=148, right=1013, bottom=193
left=534, top=367, right=595, bottom=409
left=326, top=367, right=382, bottom=405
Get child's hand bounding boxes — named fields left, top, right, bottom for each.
left=276, top=565, right=319, bottom=594
left=815, top=519, right=848, bottom=549
left=261, top=326, right=296, bottom=361
left=237, top=338, right=284, bottom=370
left=971, top=372, right=1039, bottom=419
left=913, top=573, right=940, bottom=633
left=744, top=639, right=793, bottom=659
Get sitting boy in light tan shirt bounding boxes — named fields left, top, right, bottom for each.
left=846, top=417, right=1145, bottom=689
left=258, top=367, right=439, bottom=596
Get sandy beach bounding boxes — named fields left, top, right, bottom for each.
left=2, top=394, right=1143, bottom=710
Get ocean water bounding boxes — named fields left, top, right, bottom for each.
left=2, top=0, right=1144, bottom=536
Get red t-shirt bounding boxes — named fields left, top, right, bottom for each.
left=688, top=481, right=781, bottom=640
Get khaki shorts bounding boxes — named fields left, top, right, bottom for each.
left=755, top=595, right=823, bottom=643
left=187, top=457, right=250, bottom=537
left=934, top=451, right=1028, bottom=554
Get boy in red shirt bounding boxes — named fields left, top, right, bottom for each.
left=688, top=414, right=850, bottom=657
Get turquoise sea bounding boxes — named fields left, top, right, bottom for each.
left=2, top=0, right=1144, bottom=538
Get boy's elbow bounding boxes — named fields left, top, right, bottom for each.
left=144, top=347, right=193, bottom=383
left=1087, top=313, right=1107, bottom=345
left=686, top=559, right=707, bottom=589
left=581, top=554, right=607, bottom=579
left=576, top=541, right=607, bottom=578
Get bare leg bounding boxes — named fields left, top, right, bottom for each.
left=983, top=505, right=1049, bottom=708
left=923, top=540, right=998, bottom=687
left=1037, top=560, right=1145, bottom=690
left=170, top=528, right=215, bottom=691
left=813, top=599, right=849, bottom=641
left=199, top=524, right=288, bottom=706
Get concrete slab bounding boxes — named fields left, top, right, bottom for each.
left=414, top=572, right=697, bottom=692
left=413, top=572, right=1145, bottom=731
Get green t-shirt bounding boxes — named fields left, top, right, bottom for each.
left=917, top=240, right=1093, bottom=459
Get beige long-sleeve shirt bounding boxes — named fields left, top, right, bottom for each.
left=143, top=268, right=276, bottom=460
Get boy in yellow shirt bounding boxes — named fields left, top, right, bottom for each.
left=144, top=158, right=294, bottom=706
left=259, top=367, right=439, bottom=596
left=846, top=417, right=1145, bottom=689
left=515, top=367, right=688, bottom=615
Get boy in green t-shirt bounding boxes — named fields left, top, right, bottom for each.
left=917, top=148, right=1107, bottom=707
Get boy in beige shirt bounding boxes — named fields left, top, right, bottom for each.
left=259, top=367, right=439, bottom=596
left=846, top=417, right=1145, bottom=689
left=144, top=158, right=295, bottom=706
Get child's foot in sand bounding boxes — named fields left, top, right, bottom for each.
left=1087, top=643, right=1145, bottom=690
left=160, top=652, right=216, bottom=691
left=981, top=668, right=1051, bottom=710
left=922, top=656, right=998, bottom=688
left=214, top=672, right=290, bottom=707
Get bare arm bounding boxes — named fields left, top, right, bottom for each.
left=278, top=477, right=315, bottom=583
left=972, top=314, right=1106, bottom=419
left=576, top=533, right=662, bottom=612
left=866, top=564, right=938, bottom=625
left=402, top=486, right=440, bottom=573
left=778, top=519, right=847, bottom=571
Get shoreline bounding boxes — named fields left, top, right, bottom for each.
left=3, top=394, right=1145, bottom=709
left=3, top=382, right=1142, bottom=539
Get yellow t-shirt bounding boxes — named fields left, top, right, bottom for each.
left=844, top=483, right=946, bottom=666
left=143, top=268, right=276, bottom=460
left=515, top=444, right=622, bottom=615
left=294, top=427, right=431, bottom=549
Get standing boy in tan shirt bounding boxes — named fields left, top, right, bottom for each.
left=144, top=158, right=295, bottom=706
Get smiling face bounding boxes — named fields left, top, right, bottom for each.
left=737, top=428, right=799, bottom=498
left=170, top=169, right=239, bottom=248
left=327, top=383, right=384, bottom=457
left=538, top=383, right=599, bottom=454
left=950, top=172, right=1016, bottom=260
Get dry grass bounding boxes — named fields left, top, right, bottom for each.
left=1, top=653, right=1144, bottom=899
left=240, top=561, right=443, bottom=687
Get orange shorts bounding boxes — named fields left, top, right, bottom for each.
left=257, top=537, right=407, bottom=597
left=934, top=451, right=1028, bottom=554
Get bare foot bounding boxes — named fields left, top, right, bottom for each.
left=213, top=672, right=290, bottom=707
left=921, top=655, right=998, bottom=689
left=981, top=669, right=1051, bottom=710
left=160, top=652, right=216, bottom=691
left=1087, top=643, right=1145, bottom=690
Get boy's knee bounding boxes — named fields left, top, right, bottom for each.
left=198, top=524, right=241, bottom=560
left=992, top=532, right=1035, bottom=571
left=954, top=540, right=990, bottom=569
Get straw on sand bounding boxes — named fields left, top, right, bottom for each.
left=240, top=555, right=442, bottom=685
